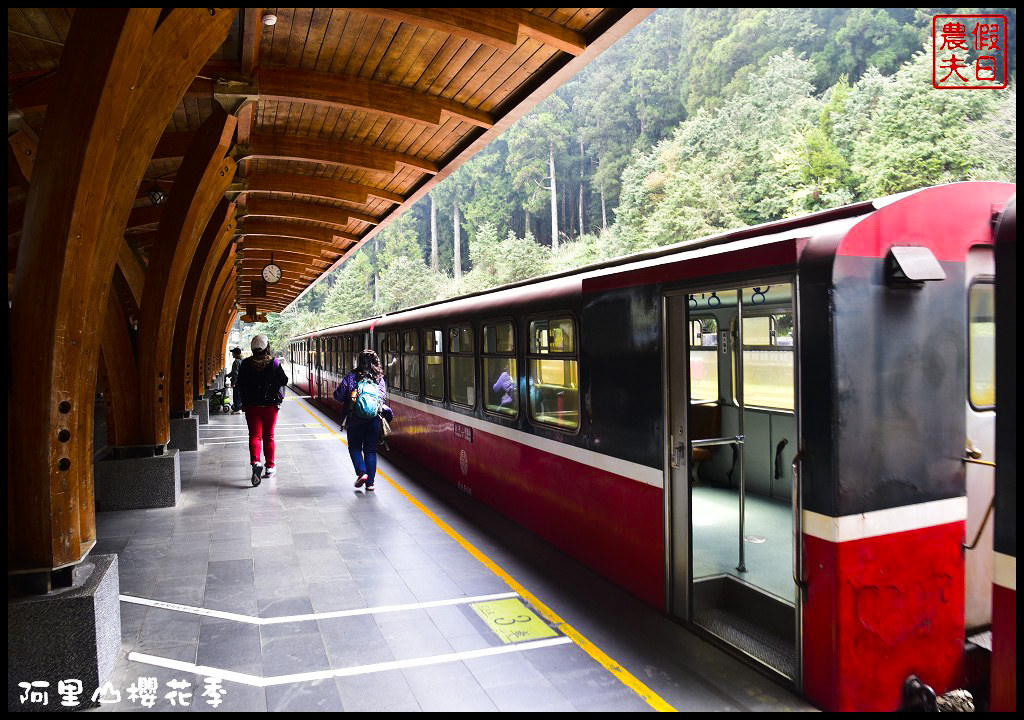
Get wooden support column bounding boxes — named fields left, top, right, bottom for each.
left=136, top=105, right=237, bottom=446
left=204, top=275, right=238, bottom=384
left=169, top=198, right=236, bottom=413
left=198, top=263, right=237, bottom=392
left=9, top=9, right=161, bottom=573
left=98, top=288, right=141, bottom=447
left=193, top=244, right=236, bottom=396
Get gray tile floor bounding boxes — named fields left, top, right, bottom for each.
left=90, top=390, right=813, bottom=712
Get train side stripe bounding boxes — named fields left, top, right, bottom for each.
left=389, top=396, right=665, bottom=488
left=803, top=497, right=967, bottom=543
left=994, top=552, right=1016, bottom=591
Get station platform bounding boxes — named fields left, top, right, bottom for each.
left=91, top=389, right=813, bottom=712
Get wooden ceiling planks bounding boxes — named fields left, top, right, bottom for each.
left=8, top=8, right=645, bottom=314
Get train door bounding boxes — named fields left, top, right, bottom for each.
left=665, top=281, right=800, bottom=684
left=314, top=337, right=323, bottom=399
left=964, top=247, right=995, bottom=631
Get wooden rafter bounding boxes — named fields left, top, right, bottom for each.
left=239, top=217, right=360, bottom=244
left=243, top=198, right=379, bottom=228
left=240, top=8, right=263, bottom=78
left=354, top=8, right=587, bottom=56
left=237, top=171, right=404, bottom=205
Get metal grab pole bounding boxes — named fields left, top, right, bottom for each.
left=736, top=290, right=746, bottom=573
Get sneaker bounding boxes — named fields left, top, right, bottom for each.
left=366, top=484, right=375, bottom=492
left=354, top=474, right=368, bottom=488
left=264, top=467, right=277, bottom=478
left=251, top=463, right=263, bottom=487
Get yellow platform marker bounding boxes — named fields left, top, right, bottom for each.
left=293, top=394, right=676, bottom=712
left=471, top=598, right=559, bottom=644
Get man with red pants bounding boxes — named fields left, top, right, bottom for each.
left=236, top=334, right=288, bottom=486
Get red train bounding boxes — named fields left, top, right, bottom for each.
left=288, top=182, right=1015, bottom=711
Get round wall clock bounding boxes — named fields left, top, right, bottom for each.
left=262, top=263, right=282, bottom=284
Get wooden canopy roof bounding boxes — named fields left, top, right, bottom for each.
left=9, top=8, right=649, bottom=317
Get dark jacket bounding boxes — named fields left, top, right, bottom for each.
left=237, top=355, right=288, bottom=408
left=228, top=357, right=241, bottom=383
left=336, top=371, right=393, bottom=427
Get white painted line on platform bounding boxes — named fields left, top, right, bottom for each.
left=199, top=433, right=329, bottom=440
left=120, top=591, right=520, bottom=625
left=201, top=438, right=330, bottom=446
left=128, top=637, right=573, bottom=687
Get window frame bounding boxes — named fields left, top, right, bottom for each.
left=402, top=329, right=421, bottom=397
left=422, top=327, right=445, bottom=402
left=384, top=331, right=401, bottom=391
left=731, top=307, right=796, bottom=412
left=967, top=277, right=996, bottom=412
left=481, top=318, right=519, bottom=420
left=688, top=314, right=720, bottom=404
left=525, top=313, right=581, bottom=434
left=446, top=323, right=477, bottom=409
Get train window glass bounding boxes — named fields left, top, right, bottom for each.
left=424, top=329, right=443, bottom=400
left=969, top=282, right=995, bottom=409
left=403, top=330, right=420, bottom=395
left=736, top=303, right=794, bottom=411
left=483, top=321, right=517, bottom=417
left=528, top=317, right=579, bottom=431
left=448, top=325, right=475, bottom=407
left=385, top=332, right=401, bottom=391
left=689, top=316, right=719, bottom=403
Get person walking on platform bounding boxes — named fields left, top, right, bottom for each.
left=334, top=349, right=393, bottom=492
left=228, top=347, right=243, bottom=413
left=236, top=334, right=288, bottom=487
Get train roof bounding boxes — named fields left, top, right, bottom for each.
left=287, top=183, right=1002, bottom=342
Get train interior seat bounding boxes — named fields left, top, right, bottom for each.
left=689, top=402, right=721, bottom=483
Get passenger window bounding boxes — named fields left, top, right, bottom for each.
left=528, top=317, right=580, bottom=431
left=483, top=321, right=518, bottom=417
left=737, top=310, right=794, bottom=411
left=689, top=316, right=719, bottom=403
left=969, top=282, right=995, bottom=409
left=423, top=329, right=443, bottom=401
left=384, top=332, right=401, bottom=391
left=448, top=325, right=475, bottom=407
left=403, top=330, right=420, bottom=395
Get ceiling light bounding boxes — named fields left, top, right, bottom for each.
left=146, top=185, right=169, bottom=206
left=262, top=14, right=277, bottom=26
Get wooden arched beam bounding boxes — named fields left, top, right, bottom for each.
left=169, top=198, right=235, bottom=413
left=239, top=218, right=360, bottom=244
left=72, top=6, right=240, bottom=459
left=238, top=171, right=404, bottom=205
left=239, top=250, right=332, bottom=266
left=136, top=105, right=237, bottom=446
left=243, top=198, right=379, bottom=228
left=9, top=9, right=162, bottom=572
left=193, top=245, right=235, bottom=397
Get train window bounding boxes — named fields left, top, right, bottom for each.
left=403, top=330, right=420, bottom=395
left=483, top=321, right=517, bottom=417
left=689, top=316, right=719, bottom=403
left=384, top=332, right=401, bottom=390
left=448, top=325, right=476, bottom=407
left=528, top=317, right=580, bottom=431
left=735, top=308, right=794, bottom=411
left=969, top=282, right=995, bottom=410
left=423, top=329, right=443, bottom=400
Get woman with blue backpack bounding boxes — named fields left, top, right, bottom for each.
left=335, top=349, right=393, bottom=491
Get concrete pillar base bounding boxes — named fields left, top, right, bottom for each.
left=168, top=416, right=199, bottom=451
left=194, top=397, right=210, bottom=425
left=7, top=554, right=121, bottom=711
left=95, top=447, right=180, bottom=510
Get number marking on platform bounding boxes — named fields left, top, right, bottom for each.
left=471, top=598, right=559, bottom=644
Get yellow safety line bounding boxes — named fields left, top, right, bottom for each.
left=291, top=394, right=677, bottom=712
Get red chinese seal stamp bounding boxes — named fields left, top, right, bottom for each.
left=933, top=14, right=1008, bottom=89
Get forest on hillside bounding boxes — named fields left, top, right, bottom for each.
left=262, top=7, right=1017, bottom=348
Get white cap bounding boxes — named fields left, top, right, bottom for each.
left=251, top=334, right=269, bottom=352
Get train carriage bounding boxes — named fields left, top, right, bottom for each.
left=288, top=182, right=1014, bottom=711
